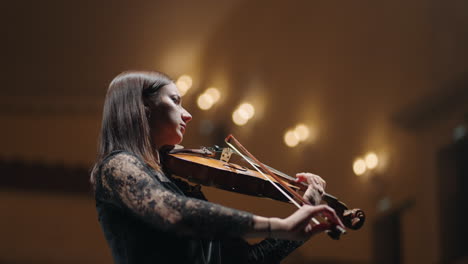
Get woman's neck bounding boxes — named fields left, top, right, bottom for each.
left=156, top=145, right=176, bottom=158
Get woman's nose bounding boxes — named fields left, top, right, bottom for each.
left=182, top=109, right=192, bottom=123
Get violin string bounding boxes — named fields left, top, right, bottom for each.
left=224, top=140, right=302, bottom=209
left=225, top=140, right=321, bottom=225
left=248, top=159, right=321, bottom=225
left=223, top=137, right=348, bottom=234
left=229, top=152, right=329, bottom=196
left=214, top=145, right=295, bottom=182
left=253, top=162, right=308, bottom=187
left=229, top=152, right=309, bottom=187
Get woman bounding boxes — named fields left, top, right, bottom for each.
left=90, top=71, right=344, bottom=264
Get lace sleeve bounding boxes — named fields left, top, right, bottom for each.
left=221, top=237, right=304, bottom=263
left=98, top=152, right=254, bottom=238
left=246, top=238, right=304, bottom=263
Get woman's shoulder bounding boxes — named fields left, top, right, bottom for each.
left=94, top=151, right=151, bottom=208
left=100, top=150, right=147, bottom=171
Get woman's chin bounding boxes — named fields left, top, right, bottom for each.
left=173, top=135, right=183, bottom=145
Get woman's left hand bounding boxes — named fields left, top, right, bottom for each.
left=295, top=172, right=326, bottom=205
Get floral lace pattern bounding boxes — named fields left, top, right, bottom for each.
left=97, top=151, right=254, bottom=238
left=94, top=151, right=304, bottom=263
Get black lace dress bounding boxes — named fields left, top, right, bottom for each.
left=94, top=151, right=303, bottom=264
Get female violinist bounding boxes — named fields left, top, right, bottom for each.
left=90, top=71, right=345, bottom=264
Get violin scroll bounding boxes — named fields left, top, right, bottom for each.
left=322, top=193, right=365, bottom=230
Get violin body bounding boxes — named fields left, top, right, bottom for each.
left=163, top=152, right=300, bottom=203
left=162, top=148, right=365, bottom=232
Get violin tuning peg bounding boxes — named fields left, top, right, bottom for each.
left=326, top=229, right=342, bottom=240
left=343, top=209, right=365, bottom=230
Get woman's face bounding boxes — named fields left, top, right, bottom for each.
left=148, top=82, right=192, bottom=148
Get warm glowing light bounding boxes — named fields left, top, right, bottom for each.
left=176, top=75, right=193, bottom=96
left=232, top=110, right=248, bottom=126
left=365, top=152, right=379, bottom=169
left=197, top=88, right=220, bottom=110
left=239, top=103, right=255, bottom=119
left=294, top=124, right=310, bottom=141
left=205, top=87, right=221, bottom=103
left=353, top=159, right=367, bottom=176
left=197, top=94, right=214, bottom=110
left=284, top=130, right=299, bottom=147
left=237, top=108, right=250, bottom=120
left=231, top=102, right=255, bottom=126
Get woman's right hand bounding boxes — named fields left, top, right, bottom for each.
left=269, top=205, right=345, bottom=241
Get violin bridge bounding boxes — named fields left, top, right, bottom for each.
left=220, top=148, right=233, bottom=162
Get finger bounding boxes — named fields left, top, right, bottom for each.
left=296, top=215, right=314, bottom=231
left=293, top=205, right=321, bottom=226
left=312, top=173, right=325, bottom=182
left=320, top=178, right=326, bottom=188
left=304, top=187, right=323, bottom=205
left=307, top=222, right=332, bottom=236
left=304, top=186, right=320, bottom=198
left=308, top=205, right=345, bottom=228
left=312, top=175, right=325, bottom=187
left=309, top=174, right=326, bottom=187
left=295, top=174, right=306, bottom=183
left=305, top=180, right=324, bottom=194
left=317, top=185, right=324, bottom=195
left=315, top=181, right=323, bottom=189
left=318, top=208, right=345, bottom=228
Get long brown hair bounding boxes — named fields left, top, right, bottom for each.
left=90, top=71, right=173, bottom=187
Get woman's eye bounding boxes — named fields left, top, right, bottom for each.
left=171, top=97, right=180, bottom=104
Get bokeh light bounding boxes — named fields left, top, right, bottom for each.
left=176, top=75, right=193, bottom=96
left=232, top=102, right=255, bottom=126
left=353, top=158, right=367, bottom=176
left=294, top=124, right=310, bottom=141
left=197, top=94, right=214, bottom=110
left=365, top=152, right=379, bottom=169
left=239, top=103, right=255, bottom=119
left=284, top=130, right=299, bottom=147
left=232, top=110, right=248, bottom=126
left=205, top=87, right=220, bottom=102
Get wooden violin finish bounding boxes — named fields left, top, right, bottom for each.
left=164, top=152, right=298, bottom=202
left=162, top=149, right=365, bottom=232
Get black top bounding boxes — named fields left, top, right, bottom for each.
left=94, top=151, right=303, bottom=264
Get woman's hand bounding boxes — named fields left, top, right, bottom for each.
left=295, top=172, right=326, bottom=205
left=270, top=205, right=344, bottom=241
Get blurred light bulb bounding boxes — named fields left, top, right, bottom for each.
left=176, top=75, right=192, bottom=96
left=353, top=159, right=367, bottom=176
left=294, top=124, right=310, bottom=141
left=239, top=103, right=255, bottom=119
left=205, top=87, right=220, bottom=103
left=237, top=108, right=250, bottom=120
left=365, top=152, right=379, bottom=169
left=232, top=110, right=248, bottom=126
left=178, top=75, right=193, bottom=87
left=284, top=130, right=299, bottom=147
left=197, top=94, right=214, bottom=110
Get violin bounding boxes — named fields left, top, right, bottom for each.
left=161, top=135, right=365, bottom=240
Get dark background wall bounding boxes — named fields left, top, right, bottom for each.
left=1, top=0, right=467, bottom=263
